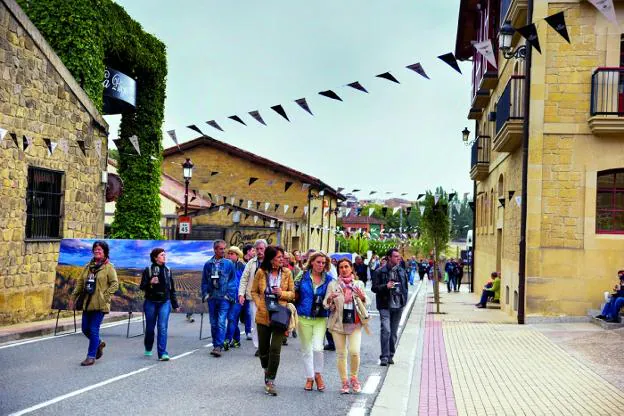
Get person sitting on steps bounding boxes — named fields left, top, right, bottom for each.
left=596, top=270, right=624, bottom=323
left=475, top=272, right=501, bottom=309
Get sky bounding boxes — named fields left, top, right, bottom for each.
left=108, top=0, right=474, bottom=200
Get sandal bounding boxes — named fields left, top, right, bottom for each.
left=340, top=381, right=350, bottom=394
left=304, top=378, right=314, bottom=391
left=350, top=376, right=362, bottom=393
left=314, top=373, right=326, bottom=392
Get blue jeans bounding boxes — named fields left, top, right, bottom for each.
left=447, top=275, right=458, bottom=292
left=144, top=300, right=171, bottom=358
left=602, top=297, right=624, bottom=321
left=242, top=300, right=252, bottom=335
left=479, top=289, right=495, bottom=306
left=409, top=269, right=416, bottom=285
left=208, top=298, right=229, bottom=348
left=81, top=311, right=105, bottom=359
left=226, top=301, right=242, bottom=343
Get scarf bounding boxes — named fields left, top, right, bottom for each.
left=89, top=258, right=108, bottom=274
left=339, top=274, right=355, bottom=304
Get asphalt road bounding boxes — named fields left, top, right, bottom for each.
left=0, top=282, right=422, bottom=416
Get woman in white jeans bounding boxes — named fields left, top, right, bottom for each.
left=295, top=251, right=333, bottom=391
left=324, top=258, right=369, bottom=394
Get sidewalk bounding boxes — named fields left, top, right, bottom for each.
left=371, top=280, right=624, bottom=416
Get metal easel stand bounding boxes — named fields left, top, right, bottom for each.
left=54, top=309, right=77, bottom=336
left=126, top=311, right=145, bottom=338
left=199, top=313, right=211, bottom=340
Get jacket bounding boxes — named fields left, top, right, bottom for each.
left=227, top=260, right=246, bottom=299
left=140, top=263, right=179, bottom=309
left=371, top=263, right=409, bottom=310
left=295, top=271, right=333, bottom=318
left=324, top=279, right=370, bottom=335
left=490, top=277, right=501, bottom=301
left=71, top=260, right=119, bottom=313
left=251, top=267, right=295, bottom=326
left=201, top=256, right=236, bottom=301
left=238, top=257, right=261, bottom=301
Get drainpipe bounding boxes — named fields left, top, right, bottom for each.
left=517, top=0, right=534, bottom=325
left=471, top=120, right=478, bottom=294
left=307, top=189, right=312, bottom=251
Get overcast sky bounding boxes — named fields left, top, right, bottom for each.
left=108, top=0, right=473, bottom=199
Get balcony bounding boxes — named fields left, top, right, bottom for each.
left=471, top=51, right=498, bottom=111
left=589, top=67, right=624, bottom=135
left=501, top=0, right=528, bottom=28
left=470, top=135, right=491, bottom=181
left=493, top=76, right=525, bottom=152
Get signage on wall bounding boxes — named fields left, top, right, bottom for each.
left=102, top=67, right=137, bottom=114
left=178, top=216, right=192, bottom=235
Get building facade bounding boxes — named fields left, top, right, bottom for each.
left=162, top=136, right=342, bottom=253
left=457, top=0, right=624, bottom=319
left=0, top=0, right=108, bottom=324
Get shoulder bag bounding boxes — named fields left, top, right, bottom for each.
left=265, top=272, right=291, bottom=330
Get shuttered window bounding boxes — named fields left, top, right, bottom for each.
left=25, top=167, right=64, bottom=239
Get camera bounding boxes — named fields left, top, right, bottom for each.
left=311, top=295, right=324, bottom=318
left=85, top=272, right=96, bottom=294
left=342, top=301, right=355, bottom=324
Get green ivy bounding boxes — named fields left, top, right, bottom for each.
left=18, top=0, right=167, bottom=239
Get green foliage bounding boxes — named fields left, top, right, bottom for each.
left=336, top=234, right=369, bottom=255
left=420, top=191, right=451, bottom=258
left=359, top=203, right=421, bottom=233
left=18, top=0, right=167, bottom=239
left=368, top=239, right=398, bottom=257
left=449, top=194, right=473, bottom=240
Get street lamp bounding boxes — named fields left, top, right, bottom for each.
left=462, top=127, right=470, bottom=144
left=499, top=20, right=526, bottom=60
left=182, top=158, right=194, bottom=216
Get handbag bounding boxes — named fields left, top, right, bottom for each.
left=264, top=272, right=291, bottom=330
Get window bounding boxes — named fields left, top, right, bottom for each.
left=25, top=167, right=64, bottom=239
left=596, top=169, right=624, bottom=234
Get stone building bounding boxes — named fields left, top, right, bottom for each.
left=162, top=136, right=343, bottom=252
left=456, top=0, right=624, bottom=319
left=0, top=0, right=108, bottom=324
left=341, top=215, right=385, bottom=238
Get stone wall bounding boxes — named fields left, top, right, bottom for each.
left=0, top=0, right=107, bottom=324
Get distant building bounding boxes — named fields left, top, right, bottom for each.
left=341, top=216, right=385, bottom=238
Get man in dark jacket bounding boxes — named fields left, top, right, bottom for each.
left=371, top=248, right=409, bottom=366
left=354, top=255, right=368, bottom=287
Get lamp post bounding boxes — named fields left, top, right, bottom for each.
left=498, top=20, right=527, bottom=60
left=182, top=158, right=194, bottom=217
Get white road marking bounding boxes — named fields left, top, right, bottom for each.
left=347, top=399, right=367, bottom=416
left=170, top=349, right=198, bottom=360
left=203, top=343, right=213, bottom=348
left=362, top=373, right=381, bottom=394
left=8, top=365, right=155, bottom=416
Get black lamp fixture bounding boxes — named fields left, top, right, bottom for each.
left=462, top=127, right=477, bottom=146
left=499, top=20, right=526, bottom=60
left=182, top=158, right=194, bottom=216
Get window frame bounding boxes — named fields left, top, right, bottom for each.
left=596, top=169, right=624, bottom=235
left=25, top=166, right=65, bottom=241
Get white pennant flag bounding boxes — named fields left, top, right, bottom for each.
left=129, top=135, right=141, bottom=155
left=302, top=183, right=311, bottom=191
left=264, top=202, right=270, bottom=211
left=357, top=228, right=362, bottom=233
left=515, top=196, right=522, bottom=207
left=323, top=207, right=329, bottom=216
left=0, top=127, right=7, bottom=144
left=94, top=138, right=102, bottom=160
left=218, top=206, right=224, bottom=212
left=473, top=39, right=497, bottom=68
left=419, top=205, right=425, bottom=215
left=253, top=215, right=259, bottom=224
left=434, top=194, right=440, bottom=205
left=167, top=130, right=180, bottom=149
left=247, top=200, right=253, bottom=209
left=59, top=138, right=69, bottom=155
left=284, top=204, right=289, bottom=214
left=49, top=141, right=58, bottom=155
left=337, top=211, right=343, bottom=218
left=24, top=135, right=33, bottom=151
left=589, top=0, right=618, bottom=25
left=304, top=206, right=309, bottom=216
left=392, top=207, right=400, bottom=215
left=270, top=219, right=275, bottom=227
left=230, top=197, right=235, bottom=205
left=368, top=208, right=375, bottom=217
left=345, top=208, right=352, bottom=216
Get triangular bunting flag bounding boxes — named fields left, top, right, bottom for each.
left=376, top=72, right=399, bottom=84
left=588, top=0, right=618, bottom=26
left=94, top=138, right=102, bottom=159
left=368, top=208, right=375, bottom=217
left=302, top=183, right=311, bottom=191
left=208, top=193, right=214, bottom=201
left=271, top=105, right=290, bottom=121
left=77, top=140, right=86, bottom=156
left=228, top=115, right=247, bottom=126
left=304, top=206, right=309, bottom=216
left=244, top=213, right=250, bottom=220
left=247, top=200, right=253, bottom=209
left=274, top=203, right=280, bottom=212
left=218, top=206, right=224, bottom=212
left=434, top=195, right=440, bottom=205
left=249, top=177, right=258, bottom=186
left=516, top=23, right=541, bottom=54
left=318, top=90, right=342, bottom=101
left=473, top=39, right=497, bottom=68
left=265, top=202, right=271, bottom=212
left=515, top=196, right=522, bottom=207
left=545, top=11, right=570, bottom=43
left=295, top=224, right=299, bottom=232
left=406, top=207, right=412, bottom=216
left=347, top=81, right=368, bottom=93
left=352, top=189, right=360, bottom=193
left=337, top=187, right=344, bottom=193
left=59, top=138, right=69, bottom=155
left=312, top=207, right=318, bottom=214
left=449, top=192, right=457, bottom=201
left=498, top=197, right=506, bottom=208
left=293, top=206, right=298, bottom=214
left=249, top=110, right=267, bottom=126
left=437, top=53, right=462, bottom=74
left=10, top=132, right=18, bottom=148
left=345, top=208, right=352, bottom=216
left=222, top=196, right=227, bottom=204
left=392, top=207, right=400, bottom=215
left=508, top=190, right=516, bottom=201
left=468, top=201, right=475, bottom=211
left=419, top=206, right=425, bottom=215
left=167, top=130, right=180, bottom=149
left=190, top=190, right=197, bottom=203
left=43, top=138, right=57, bottom=156
left=129, top=135, right=141, bottom=155
left=253, top=215, right=259, bottom=224
left=23, top=135, right=32, bottom=151
left=227, top=208, right=233, bottom=216
left=284, top=205, right=289, bottom=214
left=323, top=207, right=329, bottom=216
left=0, top=127, right=7, bottom=143
left=406, top=63, right=430, bottom=79
left=230, top=196, right=235, bottom=205
left=256, top=201, right=261, bottom=210
left=211, top=171, right=219, bottom=176
left=285, top=181, right=293, bottom=192
left=295, top=98, right=313, bottom=115
left=206, top=120, right=224, bottom=132
left=417, top=193, right=425, bottom=200
left=270, top=220, right=275, bottom=228
left=401, top=193, right=408, bottom=196
left=239, top=199, right=244, bottom=207
left=186, top=125, right=204, bottom=136
left=381, top=207, right=388, bottom=216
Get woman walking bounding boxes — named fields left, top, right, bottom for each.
left=295, top=251, right=333, bottom=391
left=140, top=248, right=179, bottom=361
left=251, top=246, right=295, bottom=396
left=325, top=258, right=370, bottom=394
left=70, top=241, right=119, bottom=366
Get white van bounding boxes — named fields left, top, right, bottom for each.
left=466, top=230, right=473, bottom=249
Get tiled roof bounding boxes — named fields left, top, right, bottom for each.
left=341, top=215, right=385, bottom=225
left=161, top=173, right=212, bottom=210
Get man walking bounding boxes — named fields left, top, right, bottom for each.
left=238, top=239, right=267, bottom=356
left=371, top=248, right=409, bottom=366
left=354, top=255, right=368, bottom=287
left=201, top=240, right=236, bottom=357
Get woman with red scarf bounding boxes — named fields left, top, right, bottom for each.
left=69, top=241, right=119, bottom=366
left=324, top=258, right=370, bottom=394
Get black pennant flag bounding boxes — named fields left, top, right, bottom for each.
left=337, top=187, right=345, bottom=193
left=293, top=206, right=298, bottom=214
left=208, top=192, right=213, bottom=201
left=211, top=171, right=219, bottom=176
left=449, top=192, right=457, bottom=201
left=319, top=90, right=342, bottom=101
left=249, top=177, right=258, bottom=186
left=545, top=11, right=570, bottom=43
left=508, top=190, right=516, bottom=201
left=222, top=196, right=227, bottom=204
left=370, top=191, right=377, bottom=195
left=187, top=124, right=204, bottom=135
left=347, top=81, right=368, bottom=93
left=401, top=192, right=408, bottom=196
left=77, top=140, right=86, bottom=156
left=469, top=201, right=475, bottom=211
left=43, top=138, right=52, bottom=154
left=245, top=213, right=250, bottom=220
left=295, top=224, right=299, bottom=232
left=498, top=197, right=506, bottom=208
left=275, top=203, right=280, bottom=212
left=312, top=207, right=318, bottom=214
left=417, top=193, right=425, bottom=200
left=190, top=189, right=197, bottom=203
left=206, top=120, right=224, bottom=131
left=295, top=98, right=313, bottom=115
left=381, top=207, right=388, bottom=216
left=516, top=23, right=541, bottom=53
left=406, top=207, right=412, bottom=217
left=239, top=199, right=244, bottom=207
left=406, top=63, right=430, bottom=79
left=256, top=201, right=261, bottom=210
left=376, top=72, right=400, bottom=84
left=352, top=189, right=360, bottom=193
left=437, top=53, right=462, bottom=74
left=227, top=208, right=233, bottom=216
left=249, top=111, right=267, bottom=126
left=285, top=181, right=293, bottom=192
left=10, top=132, right=18, bottom=148
left=271, top=105, right=290, bottom=121
left=228, top=115, right=247, bottom=126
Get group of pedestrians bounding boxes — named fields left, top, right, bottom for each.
left=69, top=239, right=413, bottom=397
